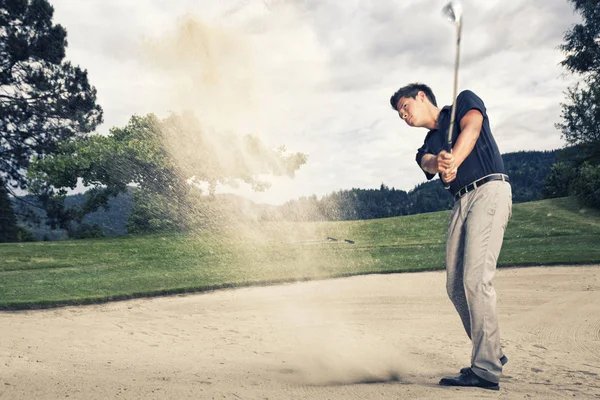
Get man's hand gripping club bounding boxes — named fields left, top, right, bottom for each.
left=438, top=151, right=457, bottom=184
left=420, top=150, right=458, bottom=185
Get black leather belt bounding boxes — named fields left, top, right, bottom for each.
left=453, top=174, right=509, bottom=201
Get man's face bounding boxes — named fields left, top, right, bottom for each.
left=396, top=91, right=427, bottom=128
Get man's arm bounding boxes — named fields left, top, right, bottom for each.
left=440, top=109, right=484, bottom=182
left=451, top=109, right=483, bottom=169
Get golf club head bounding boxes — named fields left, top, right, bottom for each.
left=442, top=0, right=462, bottom=26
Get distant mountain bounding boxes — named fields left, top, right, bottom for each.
left=13, top=192, right=133, bottom=240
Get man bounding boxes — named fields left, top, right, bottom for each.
left=389, top=83, right=512, bottom=391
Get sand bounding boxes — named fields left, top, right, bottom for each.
left=1, top=265, right=599, bottom=399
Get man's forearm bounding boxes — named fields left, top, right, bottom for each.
left=450, top=125, right=479, bottom=169
left=421, top=154, right=439, bottom=175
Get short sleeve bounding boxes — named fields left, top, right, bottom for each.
left=456, top=90, right=486, bottom=122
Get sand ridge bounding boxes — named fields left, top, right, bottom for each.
left=1, top=265, right=599, bottom=399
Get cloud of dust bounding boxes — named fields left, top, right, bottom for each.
left=274, top=289, right=407, bottom=386
left=138, top=9, right=392, bottom=386
left=142, top=16, right=258, bottom=133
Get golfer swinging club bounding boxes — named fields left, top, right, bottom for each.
left=390, top=83, right=512, bottom=390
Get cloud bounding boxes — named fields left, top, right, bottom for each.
left=50, top=0, right=582, bottom=204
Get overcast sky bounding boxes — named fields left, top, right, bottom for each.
left=51, top=0, right=581, bottom=204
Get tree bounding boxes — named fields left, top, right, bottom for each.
left=28, top=113, right=307, bottom=232
left=0, top=179, right=18, bottom=241
left=557, top=79, right=600, bottom=162
left=556, top=0, right=600, bottom=162
left=552, top=0, right=600, bottom=207
left=559, top=0, right=600, bottom=76
left=0, top=0, right=103, bottom=226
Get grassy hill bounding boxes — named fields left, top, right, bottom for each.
left=1, top=197, right=599, bottom=310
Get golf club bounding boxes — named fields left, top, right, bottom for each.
left=442, top=0, right=463, bottom=152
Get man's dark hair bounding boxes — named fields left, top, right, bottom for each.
left=390, top=83, right=437, bottom=110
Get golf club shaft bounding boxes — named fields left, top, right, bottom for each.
left=447, top=23, right=462, bottom=152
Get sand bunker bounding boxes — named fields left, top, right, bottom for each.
left=1, top=265, right=599, bottom=399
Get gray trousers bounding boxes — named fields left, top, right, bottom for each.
left=446, top=180, right=512, bottom=383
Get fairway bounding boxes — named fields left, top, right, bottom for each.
left=1, top=197, right=600, bottom=309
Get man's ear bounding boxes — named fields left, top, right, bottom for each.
left=416, top=91, right=426, bottom=102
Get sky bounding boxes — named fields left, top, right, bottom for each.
left=50, top=0, right=582, bottom=205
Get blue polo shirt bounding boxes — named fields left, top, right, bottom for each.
left=415, top=90, right=507, bottom=194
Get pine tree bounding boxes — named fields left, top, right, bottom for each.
left=0, top=0, right=103, bottom=232
left=556, top=0, right=600, bottom=162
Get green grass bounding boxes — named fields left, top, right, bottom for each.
left=1, top=197, right=599, bottom=309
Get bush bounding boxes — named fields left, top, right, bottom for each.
left=16, top=226, right=36, bottom=242
left=571, top=162, right=600, bottom=209
left=69, top=223, right=105, bottom=239
left=542, top=162, right=578, bottom=199
left=127, top=190, right=182, bottom=234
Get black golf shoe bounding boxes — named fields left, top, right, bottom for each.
left=439, top=368, right=499, bottom=391
left=459, top=354, right=508, bottom=375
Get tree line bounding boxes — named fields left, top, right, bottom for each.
left=13, top=148, right=565, bottom=239
left=260, top=149, right=566, bottom=222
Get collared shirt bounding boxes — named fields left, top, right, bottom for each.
left=415, top=90, right=507, bottom=195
